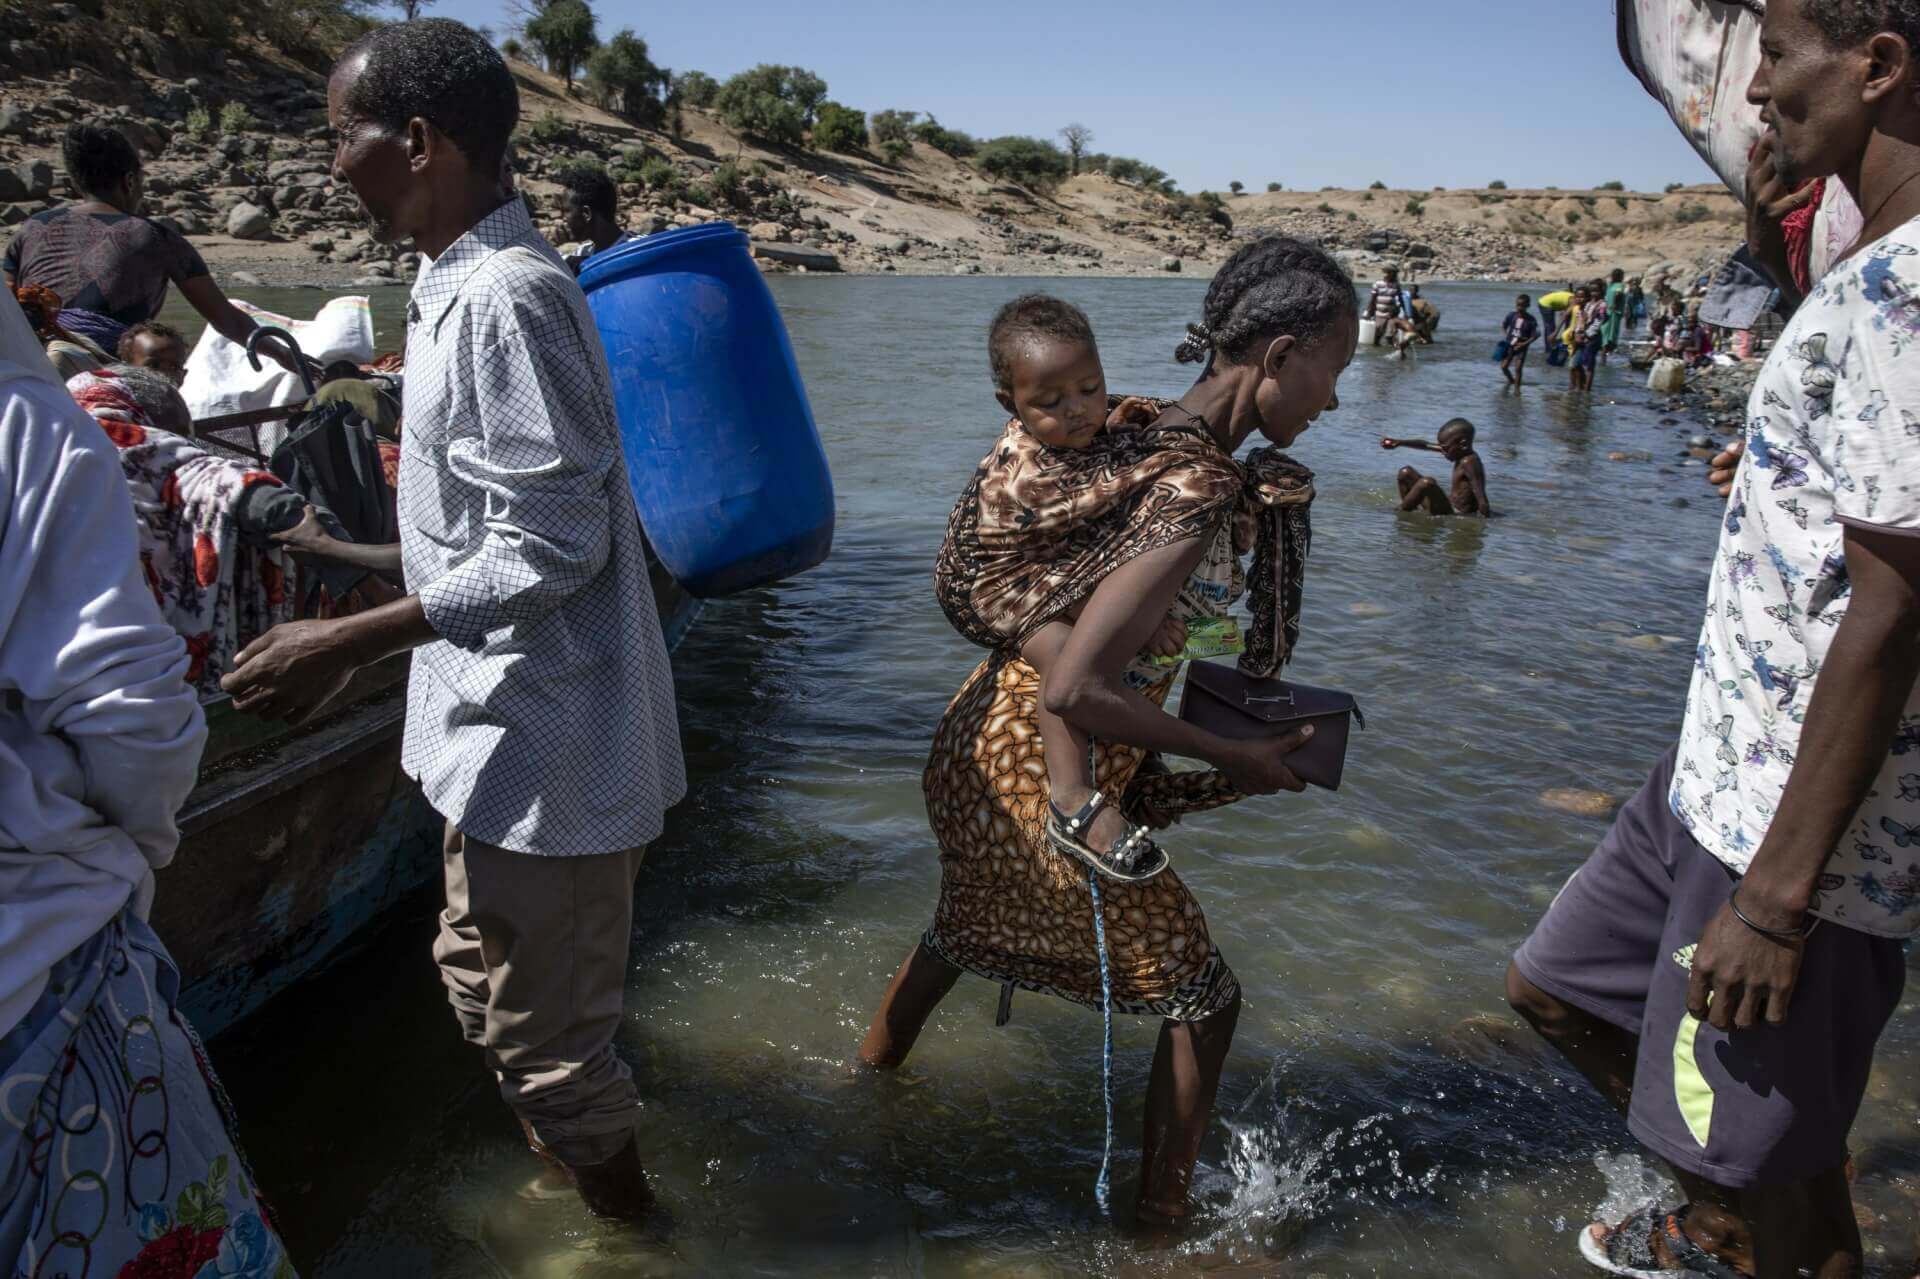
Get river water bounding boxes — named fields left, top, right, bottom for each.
left=174, top=279, right=1919, bottom=1276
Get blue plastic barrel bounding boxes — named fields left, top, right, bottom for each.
left=579, top=222, right=834, bottom=598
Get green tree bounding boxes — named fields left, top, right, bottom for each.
left=870, top=109, right=916, bottom=147
left=1598, top=179, right=1625, bottom=190
left=1229, top=180, right=1244, bottom=195
left=1369, top=179, right=1387, bottom=190
left=716, top=77, right=806, bottom=145
left=524, top=0, right=598, bottom=91
left=394, top=0, right=434, bottom=17
left=812, top=101, right=866, bottom=153
left=1488, top=179, right=1507, bottom=189
left=977, top=136, right=1070, bottom=190
left=1058, top=122, right=1093, bottom=175
left=910, top=115, right=976, bottom=157
left=1267, top=181, right=1282, bottom=192
left=585, top=29, right=669, bottom=125
left=500, top=36, right=524, bottom=60
left=672, top=70, right=718, bottom=107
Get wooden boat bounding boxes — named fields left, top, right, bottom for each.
left=156, top=544, right=700, bottom=1036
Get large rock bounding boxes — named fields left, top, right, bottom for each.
left=226, top=201, right=271, bottom=240
left=0, top=169, right=26, bottom=204
left=1160, top=256, right=1183, bottom=273
left=12, top=160, right=52, bottom=201
left=127, top=28, right=177, bottom=78
left=0, top=202, right=37, bottom=227
left=267, top=159, right=327, bottom=182
left=748, top=221, right=788, bottom=243
left=0, top=103, right=29, bottom=136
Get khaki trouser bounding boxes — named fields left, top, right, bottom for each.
left=432, top=820, right=647, bottom=1166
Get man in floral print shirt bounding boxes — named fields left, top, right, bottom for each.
left=1508, top=3, right=1920, bottom=1276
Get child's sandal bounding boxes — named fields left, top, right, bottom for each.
left=1046, top=791, right=1170, bottom=883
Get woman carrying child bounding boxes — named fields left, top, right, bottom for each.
left=858, top=238, right=1358, bottom=1228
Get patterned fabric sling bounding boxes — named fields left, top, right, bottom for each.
left=933, top=399, right=1316, bottom=820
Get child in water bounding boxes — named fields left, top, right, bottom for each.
left=1382, top=418, right=1493, bottom=517
left=1499, top=294, right=1539, bottom=388
left=978, top=295, right=1220, bottom=871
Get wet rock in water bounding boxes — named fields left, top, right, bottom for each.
left=952, top=262, right=980, bottom=275
left=1160, top=256, right=1182, bottom=272
left=1671, top=497, right=1690, bottom=508
left=1347, top=602, right=1391, bottom=617
left=1688, top=434, right=1714, bottom=449
left=1540, top=789, right=1619, bottom=819
left=1620, top=633, right=1681, bottom=651
left=228, top=270, right=263, bottom=287
left=227, top=201, right=271, bottom=240
left=350, top=275, right=394, bottom=287
left=1607, top=451, right=1631, bottom=462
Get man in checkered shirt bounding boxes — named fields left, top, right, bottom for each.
left=220, top=19, right=683, bottom=1219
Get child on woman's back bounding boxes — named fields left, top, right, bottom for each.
left=969, top=295, right=1225, bottom=874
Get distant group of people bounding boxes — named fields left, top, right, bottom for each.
left=1362, top=264, right=1441, bottom=355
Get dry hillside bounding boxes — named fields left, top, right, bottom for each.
left=0, top=13, right=1745, bottom=288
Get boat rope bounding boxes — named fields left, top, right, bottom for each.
left=1088, top=866, right=1116, bottom=1215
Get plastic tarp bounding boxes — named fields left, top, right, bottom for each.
left=181, top=295, right=375, bottom=428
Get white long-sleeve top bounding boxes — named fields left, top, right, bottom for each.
left=0, top=296, right=206, bottom=1038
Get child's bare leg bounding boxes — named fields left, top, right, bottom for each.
left=858, top=942, right=961, bottom=1068
left=1023, top=623, right=1131, bottom=854
left=1512, top=352, right=1526, bottom=387
left=1397, top=466, right=1454, bottom=515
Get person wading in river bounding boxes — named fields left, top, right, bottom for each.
left=860, top=237, right=1357, bottom=1228
left=218, top=19, right=684, bottom=1220
left=1508, top=3, right=1920, bottom=1274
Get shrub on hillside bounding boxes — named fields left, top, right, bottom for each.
left=1565, top=209, right=1582, bottom=224
left=1369, top=179, right=1386, bottom=190
left=716, top=84, right=805, bottom=145
left=911, top=116, right=976, bottom=158
left=218, top=101, right=257, bottom=133
left=1229, top=180, right=1244, bottom=195
left=709, top=160, right=747, bottom=209
left=1316, top=202, right=1334, bottom=213
left=501, top=36, right=524, bottom=61
left=586, top=29, right=670, bottom=126
left=1673, top=201, right=1712, bottom=224
left=1488, top=179, right=1507, bottom=189
left=1664, top=181, right=1685, bottom=193
left=812, top=101, right=867, bottom=153
left=870, top=109, right=916, bottom=147
left=1267, top=181, right=1282, bottom=192
left=716, top=64, right=828, bottom=143
left=527, top=112, right=576, bottom=147
left=880, top=138, right=911, bottom=165
left=1404, top=197, right=1425, bottom=217
left=1599, top=180, right=1625, bottom=190
left=184, top=106, right=213, bottom=140
left=976, top=136, right=1070, bottom=190
left=673, top=70, right=719, bottom=108
left=638, top=156, right=681, bottom=197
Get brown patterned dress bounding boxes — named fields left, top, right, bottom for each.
left=920, top=409, right=1314, bottom=1021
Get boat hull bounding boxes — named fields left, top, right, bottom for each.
left=160, top=570, right=700, bottom=1037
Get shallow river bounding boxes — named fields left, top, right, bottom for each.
left=173, top=278, right=1918, bottom=1277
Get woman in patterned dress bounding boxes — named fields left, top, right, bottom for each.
left=858, top=238, right=1361, bottom=1226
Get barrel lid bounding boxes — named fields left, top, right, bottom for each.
left=579, top=221, right=748, bottom=292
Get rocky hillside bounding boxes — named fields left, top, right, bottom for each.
left=0, top=9, right=1746, bottom=288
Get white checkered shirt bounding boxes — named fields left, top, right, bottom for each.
left=398, top=198, right=685, bottom=855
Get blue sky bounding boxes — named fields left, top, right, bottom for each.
left=424, top=0, right=1720, bottom=195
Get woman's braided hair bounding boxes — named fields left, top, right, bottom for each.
left=1174, top=236, right=1357, bottom=367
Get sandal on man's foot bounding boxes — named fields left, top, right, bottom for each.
left=1578, top=1204, right=1746, bottom=1278
left=1046, top=790, right=1169, bottom=882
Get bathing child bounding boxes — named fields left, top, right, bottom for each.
left=1382, top=417, right=1492, bottom=517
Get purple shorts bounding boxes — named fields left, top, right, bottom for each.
left=1513, top=747, right=1906, bottom=1188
